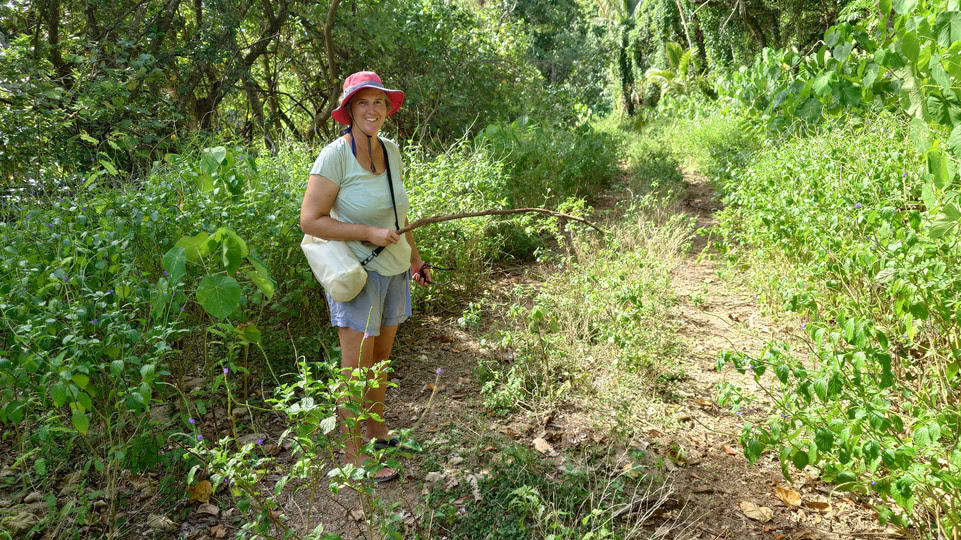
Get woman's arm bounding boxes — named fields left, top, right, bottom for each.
left=300, top=174, right=399, bottom=246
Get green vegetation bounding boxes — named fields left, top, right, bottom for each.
left=8, top=0, right=961, bottom=537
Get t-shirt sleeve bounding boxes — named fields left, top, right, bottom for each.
left=309, top=143, right=345, bottom=186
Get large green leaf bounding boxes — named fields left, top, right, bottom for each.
left=863, top=62, right=880, bottom=89
left=927, top=92, right=961, bottom=127
left=929, top=54, right=956, bottom=98
left=222, top=235, right=244, bottom=275
left=175, top=232, right=211, bottom=263
left=928, top=148, right=952, bottom=188
left=838, top=79, right=861, bottom=107
left=162, top=246, right=187, bottom=284
left=196, top=275, right=242, bottom=319
left=201, top=146, right=228, bottom=175
left=935, top=12, right=961, bottom=48
left=893, top=0, right=918, bottom=14
left=900, top=31, right=920, bottom=65
left=246, top=268, right=275, bottom=299
left=881, top=0, right=892, bottom=17
left=834, top=42, right=854, bottom=63
left=813, top=71, right=837, bottom=97
left=796, top=97, right=823, bottom=122
left=72, top=410, right=90, bottom=435
left=949, top=124, right=961, bottom=158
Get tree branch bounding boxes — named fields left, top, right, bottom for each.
left=398, top=208, right=605, bottom=236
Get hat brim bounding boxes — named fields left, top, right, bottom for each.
left=331, top=82, right=404, bottom=125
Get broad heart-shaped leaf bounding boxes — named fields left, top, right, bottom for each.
left=929, top=91, right=961, bottom=128
left=245, top=268, right=275, bottom=299
left=201, top=146, right=228, bottom=175
left=929, top=148, right=952, bottom=189
left=211, top=227, right=249, bottom=257
left=881, top=0, right=892, bottom=17
left=796, top=97, right=823, bottom=122
left=162, top=246, right=187, bottom=284
left=814, top=427, right=835, bottom=452
left=863, top=62, right=880, bottom=89
left=948, top=124, right=961, bottom=158
left=51, top=382, right=69, bottom=407
left=837, top=78, right=861, bottom=107
left=196, top=275, right=242, bottom=319
left=893, top=0, right=918, bottom=14
left=175, top=232, right=211, bottom=263
left=929, top=54, right=956, bottom=98
left=812, top=71, right=837, bottom=97
left=899, top=31, right=920, bottom=65
left=935, top=12, right=961, bottom=48
left=929, top=214, right=957, bottom=238
left=909, top=117, right=930, bottom=153
left=72, top=410, right=90, bottom=435
left=222, top=235, right=244, bottom=275
left=834, top=41, right=854, bottom=63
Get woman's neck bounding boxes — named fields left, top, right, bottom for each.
left=347, top=127, right=379, bottom=152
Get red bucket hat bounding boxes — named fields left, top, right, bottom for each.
left=331, top=71, right=404, bottom=126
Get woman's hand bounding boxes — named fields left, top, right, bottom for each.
left=366, top=226, right=400, bottom=247
left=411, top=259, right=430, bottom=286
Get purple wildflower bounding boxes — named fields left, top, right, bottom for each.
left=801, top=323, right=807, bottom=330
left=197, top=434, right=203, bottom=441
left=748, top=364, right=754, bottom=371
left=48, top=224, right=53, bottom=228
left=179, top=307, right=185, bottom=312
left=436, top=367, right=443, bottom=375
left=902, top=172, right=907, bottom=178
left=107, top=289, right=114, bottom=294
left=871, top=481, right=877, bottom=485
left=163, top=270, right=168, bottom=276
left=91, top=319, right=97, bottom=324
left=363, top=332, right=370, bottom=339
left=64, top=277, right=69, bottom=282
left=223, top=368, right=229, bottom=375
left=855, top=203, right=862, bottom=209
left=256, top=438, right=263, bottom=445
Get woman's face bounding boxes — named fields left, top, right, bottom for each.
left=349, top=88, right=389, bottom=135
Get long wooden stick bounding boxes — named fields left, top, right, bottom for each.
left=397, top=208, right=606, bottom=235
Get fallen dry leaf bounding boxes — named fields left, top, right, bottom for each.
left=695, top=397, right=713, bottom=407
left=421, top=383, right=437, bottom=393
left=775, top=485, right=801, bottom=507
left=739, top=501, right=774, bottom=523
left=804, top=500, right=831, bottom=512
left=349, top=509, right=365, bottom=521
left=188, top=480, right=213, bottom=503
left=209, top=524, right=228, bottom=538
left=146, top=514, right=177, bottom=532
left=197, top=502, right=219, bottom=517
left=532, top=437, right=557, bottom=456
left=721, top=445, right=738, bottom=456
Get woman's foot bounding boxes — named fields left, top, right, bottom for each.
left=346, top=455, right=398, bottom=483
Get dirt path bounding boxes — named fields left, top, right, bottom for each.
left=658, top=171, right=893, bottom=540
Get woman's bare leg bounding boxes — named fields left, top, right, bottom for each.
left=365, top=324, right=399, bottom=441
left=337, top=326, right=397, bottom=479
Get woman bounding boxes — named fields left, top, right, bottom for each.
left=300, top=72, right=429, bottom=482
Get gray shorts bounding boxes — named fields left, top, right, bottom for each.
left=326, top=269, right=412, bottom=336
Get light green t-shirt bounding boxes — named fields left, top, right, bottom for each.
left=309, top=136, right=411, bottom=276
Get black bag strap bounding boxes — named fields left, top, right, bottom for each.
left=360, top=138, right=400, bottom=267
